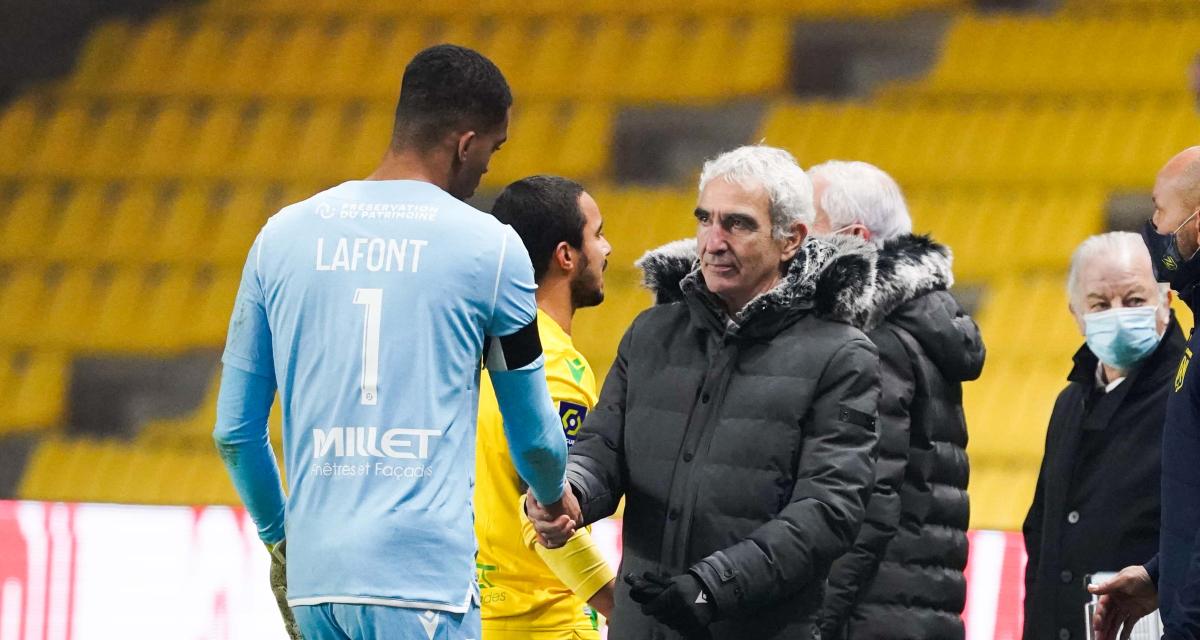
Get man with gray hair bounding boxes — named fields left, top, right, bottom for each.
left=1024, top=232, right=1181, bottom=640
left=810, top=159, right=985, bottom=640
left=527, top=145, right=882, bottom=638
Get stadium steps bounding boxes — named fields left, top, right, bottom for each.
left=194, top=0, right=965, bottom=19
left=759, top=96, right=1195, bottom=190
left=0, top=97, right=613, bottom=189
left=18, top=435, right=250, bottom=505
left=50, top=13, right=791, bottom=103
left=884, top=14, right=1200, bottom=98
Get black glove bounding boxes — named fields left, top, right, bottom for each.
left=626, top=572, right=715, bottom=636
left=267, top=540, right=304, bottom=640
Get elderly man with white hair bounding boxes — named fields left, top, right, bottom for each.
left=527, top=145, right=882, bottom=639
left=809, top=160, right=985, bottom=640
left=1022, top=232, right=1181, bottom=640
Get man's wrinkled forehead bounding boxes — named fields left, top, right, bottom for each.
left=696, top=176, right=771, bottom=222
left=1078, top=253, right=1158, bottom=299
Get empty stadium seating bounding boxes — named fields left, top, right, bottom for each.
left=3, top=0, right=1196, bottom=532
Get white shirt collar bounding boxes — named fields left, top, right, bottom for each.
left=1095, top=361, right=1126, bottom=393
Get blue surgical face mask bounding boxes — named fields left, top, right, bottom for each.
left=1083, top=305, right=1163, bottom=370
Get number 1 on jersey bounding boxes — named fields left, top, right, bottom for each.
left=353, top=288, right=382, bottom=405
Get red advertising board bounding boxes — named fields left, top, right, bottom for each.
left=0, top=501, right=1027, bottom=639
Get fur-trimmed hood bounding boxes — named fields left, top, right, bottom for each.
left=635, top=235, right=878, bottom=328
left=867, top=233, right=984, bottom=382
left=863, top=234, right=954, bottom=332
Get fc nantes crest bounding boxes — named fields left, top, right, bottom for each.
left=558, top=401, right=588, bottom=445
left=1177, top=347, right=1192, bottom=393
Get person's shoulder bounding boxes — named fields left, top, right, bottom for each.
left=613, top=302, right=690, bottom=347
left=793, top=313, right=872, bottom=346
left=544, top=345, right=596, bottom=402
left=260, top=182, right=352, bottom=230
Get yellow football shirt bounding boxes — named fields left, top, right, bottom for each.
left=475, top=309, right=606, bottom=636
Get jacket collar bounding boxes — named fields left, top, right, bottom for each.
left=862, top=234, right=954, bottom=332
left=635, top=235, right=878, bottom=335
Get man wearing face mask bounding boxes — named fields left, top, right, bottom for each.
left=1023, top=232, right=1182, bottom=640
left=1092, top=146, right=1200, bottom=640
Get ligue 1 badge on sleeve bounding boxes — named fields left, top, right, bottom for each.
left=558, top=401, right=588, bottom=445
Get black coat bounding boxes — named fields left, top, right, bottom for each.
left=1022, top=317, right=1183, bottom=640
left=818, top=235, right=985, bottom=640
left=1148, top=287, right=1200, bottom=639
left=567, top=236, right=882, bottom=640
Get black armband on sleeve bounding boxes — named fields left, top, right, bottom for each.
left=485, top=319, right=543, bottom=372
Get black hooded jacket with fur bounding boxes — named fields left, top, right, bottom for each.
left=566, top=235, right=882, bottom=640
left=818, top=234, right=986, bottom=640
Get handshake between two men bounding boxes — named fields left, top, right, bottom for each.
left=524, top=486, right=718, bottom=637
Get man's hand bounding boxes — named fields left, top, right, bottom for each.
left=524, top=486, right=581, bottom=548
left=266, top=540, right=303, bottom=640
left=1090, top=564, right=1157, bottom=640
left=626, top=572, right=715, bottom=637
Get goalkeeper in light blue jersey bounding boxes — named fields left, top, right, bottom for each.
left=213, top=45, right=580, bottom=640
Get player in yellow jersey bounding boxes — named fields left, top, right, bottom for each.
left=476, top=175, right=615, bottom=639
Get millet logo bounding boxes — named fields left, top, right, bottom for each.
left=312, top=427, right=441, bottom=460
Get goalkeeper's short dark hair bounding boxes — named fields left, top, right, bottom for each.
left=391, top=44, right=512, bottom=151
left=491, top=176, right=587, bottom=283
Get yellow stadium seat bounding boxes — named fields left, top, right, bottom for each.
left=0, top=267, right=45, bottom=348
left=231, top=103, right=303, bottom=181
left=284, top=105, right=348, bottom=183
left=733, top=17, right=790, bottom=96
left=186, top=267, right=240, bottom=348
left=27, top=104, right=91, bottom=179
left=18, top=437, right=76, bottom=499
left=553, top=103, right=615, bottom=178
left=62, top=20, right=133, bottom=96
left=264, top=21, right=328, bottom=98
left=80, top=104, right=144, bottom=179
left=622, top=17, right=684, bottom=101
left=4, top=350, right=69, bottom=431
left=40, top=267, right=100, bottom=350
left=969, top=464, right=1040, bottom=531
left=150, top=185, right=213, bottom=264
left=0, top=183, right=57, bottom=262
left=340, top=104, right=394, bottom=178
left=43, top=183, right=110, bottom=264
left=111, top=15, right=184, bottom=96
left=165, top=22, right=228, bottom=97
left=130, top=103, right=193, bottom=179
left=98, top=186, right=160, bottom=264
left=217, top=23, right=282, bottom=97
left=518, top=17, right=578, bottom=100
left=88, top=266, right=148, bottom=353
left=138, top=266, right=201, bottom=353
left=365, top=21, right=430, bottom=100
left=0, top=352, right=14, bottom=429
left=479, top=18, right=534, bottom=94
left=187, top=104, right=245, bottom=179
left=209, top=186, right=273, bottom=266
left=573, top=18, right=629, bottom=101
left=311, top=20, right=377, bottom=98
left=0, top=97, right=42, bottom=177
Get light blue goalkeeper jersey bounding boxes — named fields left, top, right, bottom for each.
left=217, top=179, right=566, bottom=614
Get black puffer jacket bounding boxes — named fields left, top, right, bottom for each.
left=819, top=235, right=985, bottom=640
left=567, top=236, right=882, bottom=640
